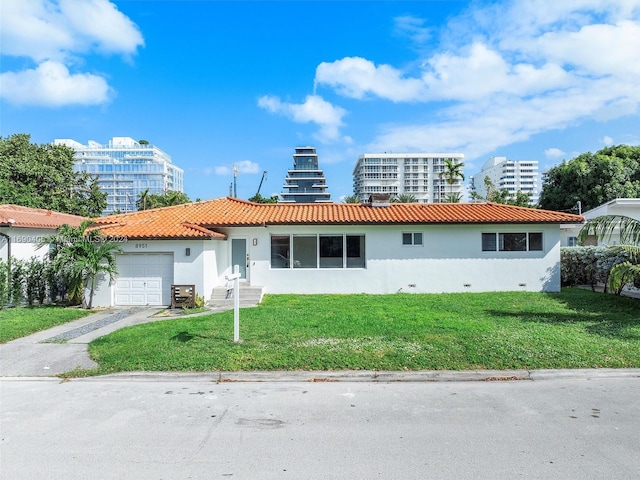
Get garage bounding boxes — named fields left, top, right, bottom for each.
left=114, top=253, right=174, bottom=306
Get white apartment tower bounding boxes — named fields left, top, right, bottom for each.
left=54, top=137, right=184, bottom=215
left=470, top=156, right=540, bottom=205
left=352, top=153, right=465, bottom=203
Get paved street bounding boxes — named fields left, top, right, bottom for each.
left=1, top=375, right=639, bottom=479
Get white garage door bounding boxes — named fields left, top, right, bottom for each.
left=115, top=253, right=174, bottom=306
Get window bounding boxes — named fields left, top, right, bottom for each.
left=271, top=234, right=366, bottom=269
left=271, top=235, right=290, bottom=268
left=567, top=236, right=578, bottom=247
left=482, top=233, right=497, bottom=251
left=320, top=235, right=343, bottom=268
left=482, top=232, right=543, bottom=252
left=292, top=236, right=317, bottom=268
left=402, top=232, right=423, bottom=246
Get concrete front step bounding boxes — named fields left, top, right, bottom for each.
left=208, top=285, right=264, bottom=308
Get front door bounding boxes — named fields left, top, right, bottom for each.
left=231, top=238, right=248, bottom=280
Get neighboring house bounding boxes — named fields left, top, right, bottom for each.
left=0, top=205, right=86, bottom=263
left=560, top=198, right=640, bottom=246
left=86, top=196, right=583, bottom=307
left=53, top=137, right=184, bottom=216
left=352, top=153, right=465, bottom=204
left=470, top=156, right=541, bottom=205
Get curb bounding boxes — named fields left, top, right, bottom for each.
left=61, top=368, right=640, bottom=383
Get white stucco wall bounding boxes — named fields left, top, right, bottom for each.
left=91, top=238, right=225, bottom=307
left=90, top=222, right=563, bottom=305
left=0, top=227, right=55, bottom=262
left=226, top=224, right=562, bottom=294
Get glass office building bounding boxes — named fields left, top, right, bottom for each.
left=54, top=137, right=184, bottom=215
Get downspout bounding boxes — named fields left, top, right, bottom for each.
left=0, top=230, right=10, bottom=302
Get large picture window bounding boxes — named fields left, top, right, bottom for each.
left=271, top=234, right=366, bottom=269
left=482, top=232, right=543, bottom=252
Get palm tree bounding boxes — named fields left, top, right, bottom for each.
left=392, top=193, right=418, bottom=203
left=136, top=188, right=150, bottom=211
left=439, top=159, right=465, bottom=203
left=579, top=215, right=640, bottom=294
left=342, top=194, right=360, bottom=204
left=42, top=221, right=122, bottom=308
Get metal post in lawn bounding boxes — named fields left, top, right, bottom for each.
left=227, top=265, right=241, bottom=342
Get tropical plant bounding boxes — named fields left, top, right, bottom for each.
left=342, top=194, right=360, bottom=204
left=42, top=221, right=122, bottom=309
left=248, top=193, right=278, bottom=203
left=0, top=259, right=8, bottom=309
left=579, top=215, right=640, bottom=294
left=136, top=189, right=191, bottom=210
left=471, top=176, right=532, bottom=207
left=25, top=256, right=47, bottom=306
left=392, top=193, right=418, bottom=203
left=439, top=159, right=465, bottom=202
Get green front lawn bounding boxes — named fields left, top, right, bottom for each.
left=0, top=306, right=92, bottom=343
left=88, top=288, right=640, bottom=374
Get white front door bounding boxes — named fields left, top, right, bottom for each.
left=115, top=253, right=174, bottom=306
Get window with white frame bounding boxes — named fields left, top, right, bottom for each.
left=482, top=232, right=543, bottom=252
left=402, top=232, right=423, bottom=246
left=270, top=234, right=366, bottom=269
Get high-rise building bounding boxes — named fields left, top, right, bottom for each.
left=352, top=153, right=465, bottom=203
left=470, top=156, right=540, bottom=205
left=54, top=137, right=184, bottom=215
left=280, top=147, right=331, bottom=203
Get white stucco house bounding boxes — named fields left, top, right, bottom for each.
left=85, top=196, right=584, bottom=307
left=560, top=198, right=640, bottom=246
left=0, top=204, right=86, bottom=263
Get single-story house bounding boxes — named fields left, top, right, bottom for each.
left=0, top=204, right=86, bottom=262
left=560, top=198, right=640, bottom=246
left=86, top=196, right=584, bottom=307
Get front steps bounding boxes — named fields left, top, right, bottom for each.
left=208, top=284, right=264, bottom=310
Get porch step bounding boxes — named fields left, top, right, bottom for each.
left=208, top=285, right=264, bottom=309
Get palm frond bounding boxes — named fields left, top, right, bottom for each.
left=579, top=215, right=640, bottom=246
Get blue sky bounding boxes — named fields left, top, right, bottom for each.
left=2, top=0, right=639, bottom=202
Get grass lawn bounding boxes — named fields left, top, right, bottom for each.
left=87, top=288, right=640, bottom=375
left=0, top=306, right=92, bottom=344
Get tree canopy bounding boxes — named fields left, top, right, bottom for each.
left=538, top=145, right=640, bottom=212
left=136, top=189, right=191, bottom=210
left=248, top=193, right=278, bottom=203
left=0, top=134, right=107, bottom=217
left=471, top=176, right=533, bottom=207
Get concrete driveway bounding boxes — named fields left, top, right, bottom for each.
left=0, top=307, right=165, bottom=376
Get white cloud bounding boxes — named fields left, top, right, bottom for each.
left=315, top=57, right=424, bottom=102
left=394, top=15, right=431, bottom=45
left=545, top=148, right=566, bottom=159
left=0, top=60, right=111, bottom=106
left=258, top=94, right=348, bottom=142
left=0, top=0, right=144, bottom=62
left=602, top=136, right=614, bottom=146
left=0, top=0, right=143, bottom=107
left=321, top=0, right=640, bottom=161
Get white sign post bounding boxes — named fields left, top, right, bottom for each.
left=226, top=265, right=241, bottom=342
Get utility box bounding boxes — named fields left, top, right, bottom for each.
left=171, top=284, right=195, bottom=309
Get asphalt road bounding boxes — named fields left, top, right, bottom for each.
left=1, top=375, right=639, bottom=479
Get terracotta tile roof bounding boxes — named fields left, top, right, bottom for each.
left=0, top=204, right=86, bottom=229
left=90, top=197, right=585, bottom=240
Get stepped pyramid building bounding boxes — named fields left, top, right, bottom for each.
left=280, top=147, right=331, bottom=203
